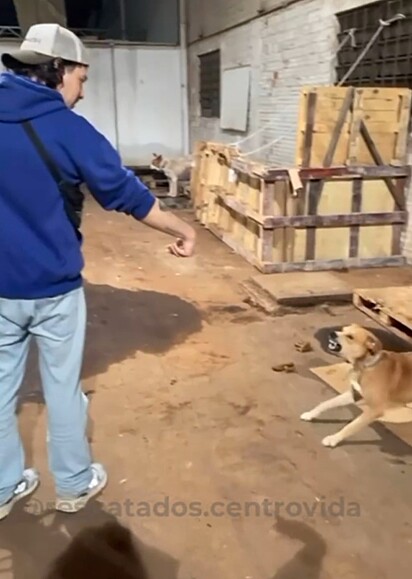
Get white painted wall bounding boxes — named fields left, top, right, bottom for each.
left=0, top=42, right=186, bottom=166
left=187, top=0, right=380, bottom=166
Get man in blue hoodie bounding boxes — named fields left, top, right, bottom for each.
left=0, top=23, right=197, bottom=520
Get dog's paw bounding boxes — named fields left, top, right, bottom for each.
left=322, top=435, right=340, bottom=448
left=300, top=411, right=315, bottom=422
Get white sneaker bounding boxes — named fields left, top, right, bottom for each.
left=0, top=468, right=40, bottom=521
left=55, top=463, right=108, bottom=513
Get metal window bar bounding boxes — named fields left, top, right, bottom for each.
left=336, top=0, right=412, bottom=88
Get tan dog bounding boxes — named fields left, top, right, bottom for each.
left=150, top=153, right=194, bottom=197
left=300, top=324, right=412, bottom=448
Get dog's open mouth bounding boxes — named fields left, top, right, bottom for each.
left=327, top=337, right=342, bottom=353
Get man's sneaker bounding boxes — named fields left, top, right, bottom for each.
left=0, top=468, right=40, bottom=521
left=55, top=463, right=108, bottom=514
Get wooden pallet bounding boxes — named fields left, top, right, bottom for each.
left=353, top=286, right=412, bottom=346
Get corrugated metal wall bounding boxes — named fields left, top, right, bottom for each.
left=0, top=42, right=186, bottom=166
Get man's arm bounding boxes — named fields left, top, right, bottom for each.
left=65, top=115, right=196, bottom=255
left=141, top=199, right=196, bottom=257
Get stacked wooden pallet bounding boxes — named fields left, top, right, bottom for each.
left=190, top=86, right=412, bottom=273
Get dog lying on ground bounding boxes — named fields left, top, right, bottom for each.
left=150, top=153, right=194, bottom=197
left=300, top=324, right=412, bottom=448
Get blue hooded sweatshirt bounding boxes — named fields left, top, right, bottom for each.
left=0, top=72, right=156, bottom=300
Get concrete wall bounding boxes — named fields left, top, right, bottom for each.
left=187, top=0, right=379, bottom=166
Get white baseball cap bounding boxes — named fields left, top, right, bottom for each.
left=1, top=23, right=89, bottom=68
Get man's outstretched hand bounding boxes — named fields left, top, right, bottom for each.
left=168, top=235, right=195, bottom=257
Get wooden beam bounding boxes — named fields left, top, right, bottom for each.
left=392, top=177, right=407, bottom=255
left=255, top=165, right=409, bottom=182
left=359, top=119, right=405, bottom=210
left=261, top=212, right=407, bottom=229
left=260, top=255, right=406, bottom=274
left=305, top=180, right=322, bottom=260
left=302, top=91, right=317, bottom=167
left=211, top=186, right=406, bottom=229
left=323, top=87, right=354, bottom=167
left=349, top=179, right=363, bottom=258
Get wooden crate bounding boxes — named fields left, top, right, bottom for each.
left=205, top=162, right=409, bottom=273
left=192, top=85, right=412, bottom=273
left=353, top=286, right=412, bottom=346
left=191, top=142, right=240, bottom=224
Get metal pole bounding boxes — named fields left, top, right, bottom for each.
left=110, top=43, right=120, bottom=151
left=119, top=0, right=127, bottom=40
left=179, top=0, right=190, bottom=155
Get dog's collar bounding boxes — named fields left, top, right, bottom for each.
left=363, top=351, right=383, bottom=368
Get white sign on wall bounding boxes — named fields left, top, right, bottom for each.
left=220, top=65, right=251, bottom=132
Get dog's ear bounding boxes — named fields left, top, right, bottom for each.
left=366, top=335, right=382, bottom=355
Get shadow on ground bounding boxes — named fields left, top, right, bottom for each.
left=19, top=280, right=203, bottom=404
left=272, top=516, right=327, bottom=579
left=0, top=502, right=179, bottom=579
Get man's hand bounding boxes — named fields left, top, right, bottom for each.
left=168, top=235, right=195, bottom=257
left=140, top=199, right=196, bottom=257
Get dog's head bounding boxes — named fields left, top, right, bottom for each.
left=150, top=153, right=164, bottom=170
left=327, top=324, right=383, bottom=364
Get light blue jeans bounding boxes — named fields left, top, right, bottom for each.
left=0, top=287, right=93, bottom=504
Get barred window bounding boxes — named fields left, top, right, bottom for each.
left=199, top=50, right=221, bottom=118
left=336, top=0, right=412, bottom=88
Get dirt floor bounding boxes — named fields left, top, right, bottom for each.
left=1, top=197, right=412, bottom=579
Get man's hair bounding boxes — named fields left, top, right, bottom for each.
left=6, top=58, right=80, bottom=89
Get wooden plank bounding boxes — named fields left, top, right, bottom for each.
left=395, top=92, right=412, bottom=163
left=260, top=256, right=405, bottom=274
left=258, top=182, right=275, bottom=263
left=262, top=211, right=406, bottom=229
left=359, top=119, right=405, bottom=210
left=348, top=89, right=363, bottom=164
left=250, top=272, right=352, bottom=306
left=302, top=91, right=317, bottom=167
left=392, top=178, right=406, bottom=256
left=260, top=165, right=409, bottom=182
left=354, top=286, right=412, bottom=330
left=353, top=287, right=412, bottom=346
left=305, top=180, right=322, bottom=260
left=323, top=87, right=354, bottom=166
left=304, top=89, right=355, bottom=265
left=349, top=179, right=363, bottom=258
left=288, top=168, right=303, bottom=197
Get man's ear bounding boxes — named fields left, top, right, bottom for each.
left=366, top=335, right=382, bottom=355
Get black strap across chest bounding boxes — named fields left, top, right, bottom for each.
left=22, top=120, right=84, bottom=238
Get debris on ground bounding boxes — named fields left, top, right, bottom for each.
left=272, top=362, right=296, bottom=373
left=294, top=340, right=313, bottom=353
